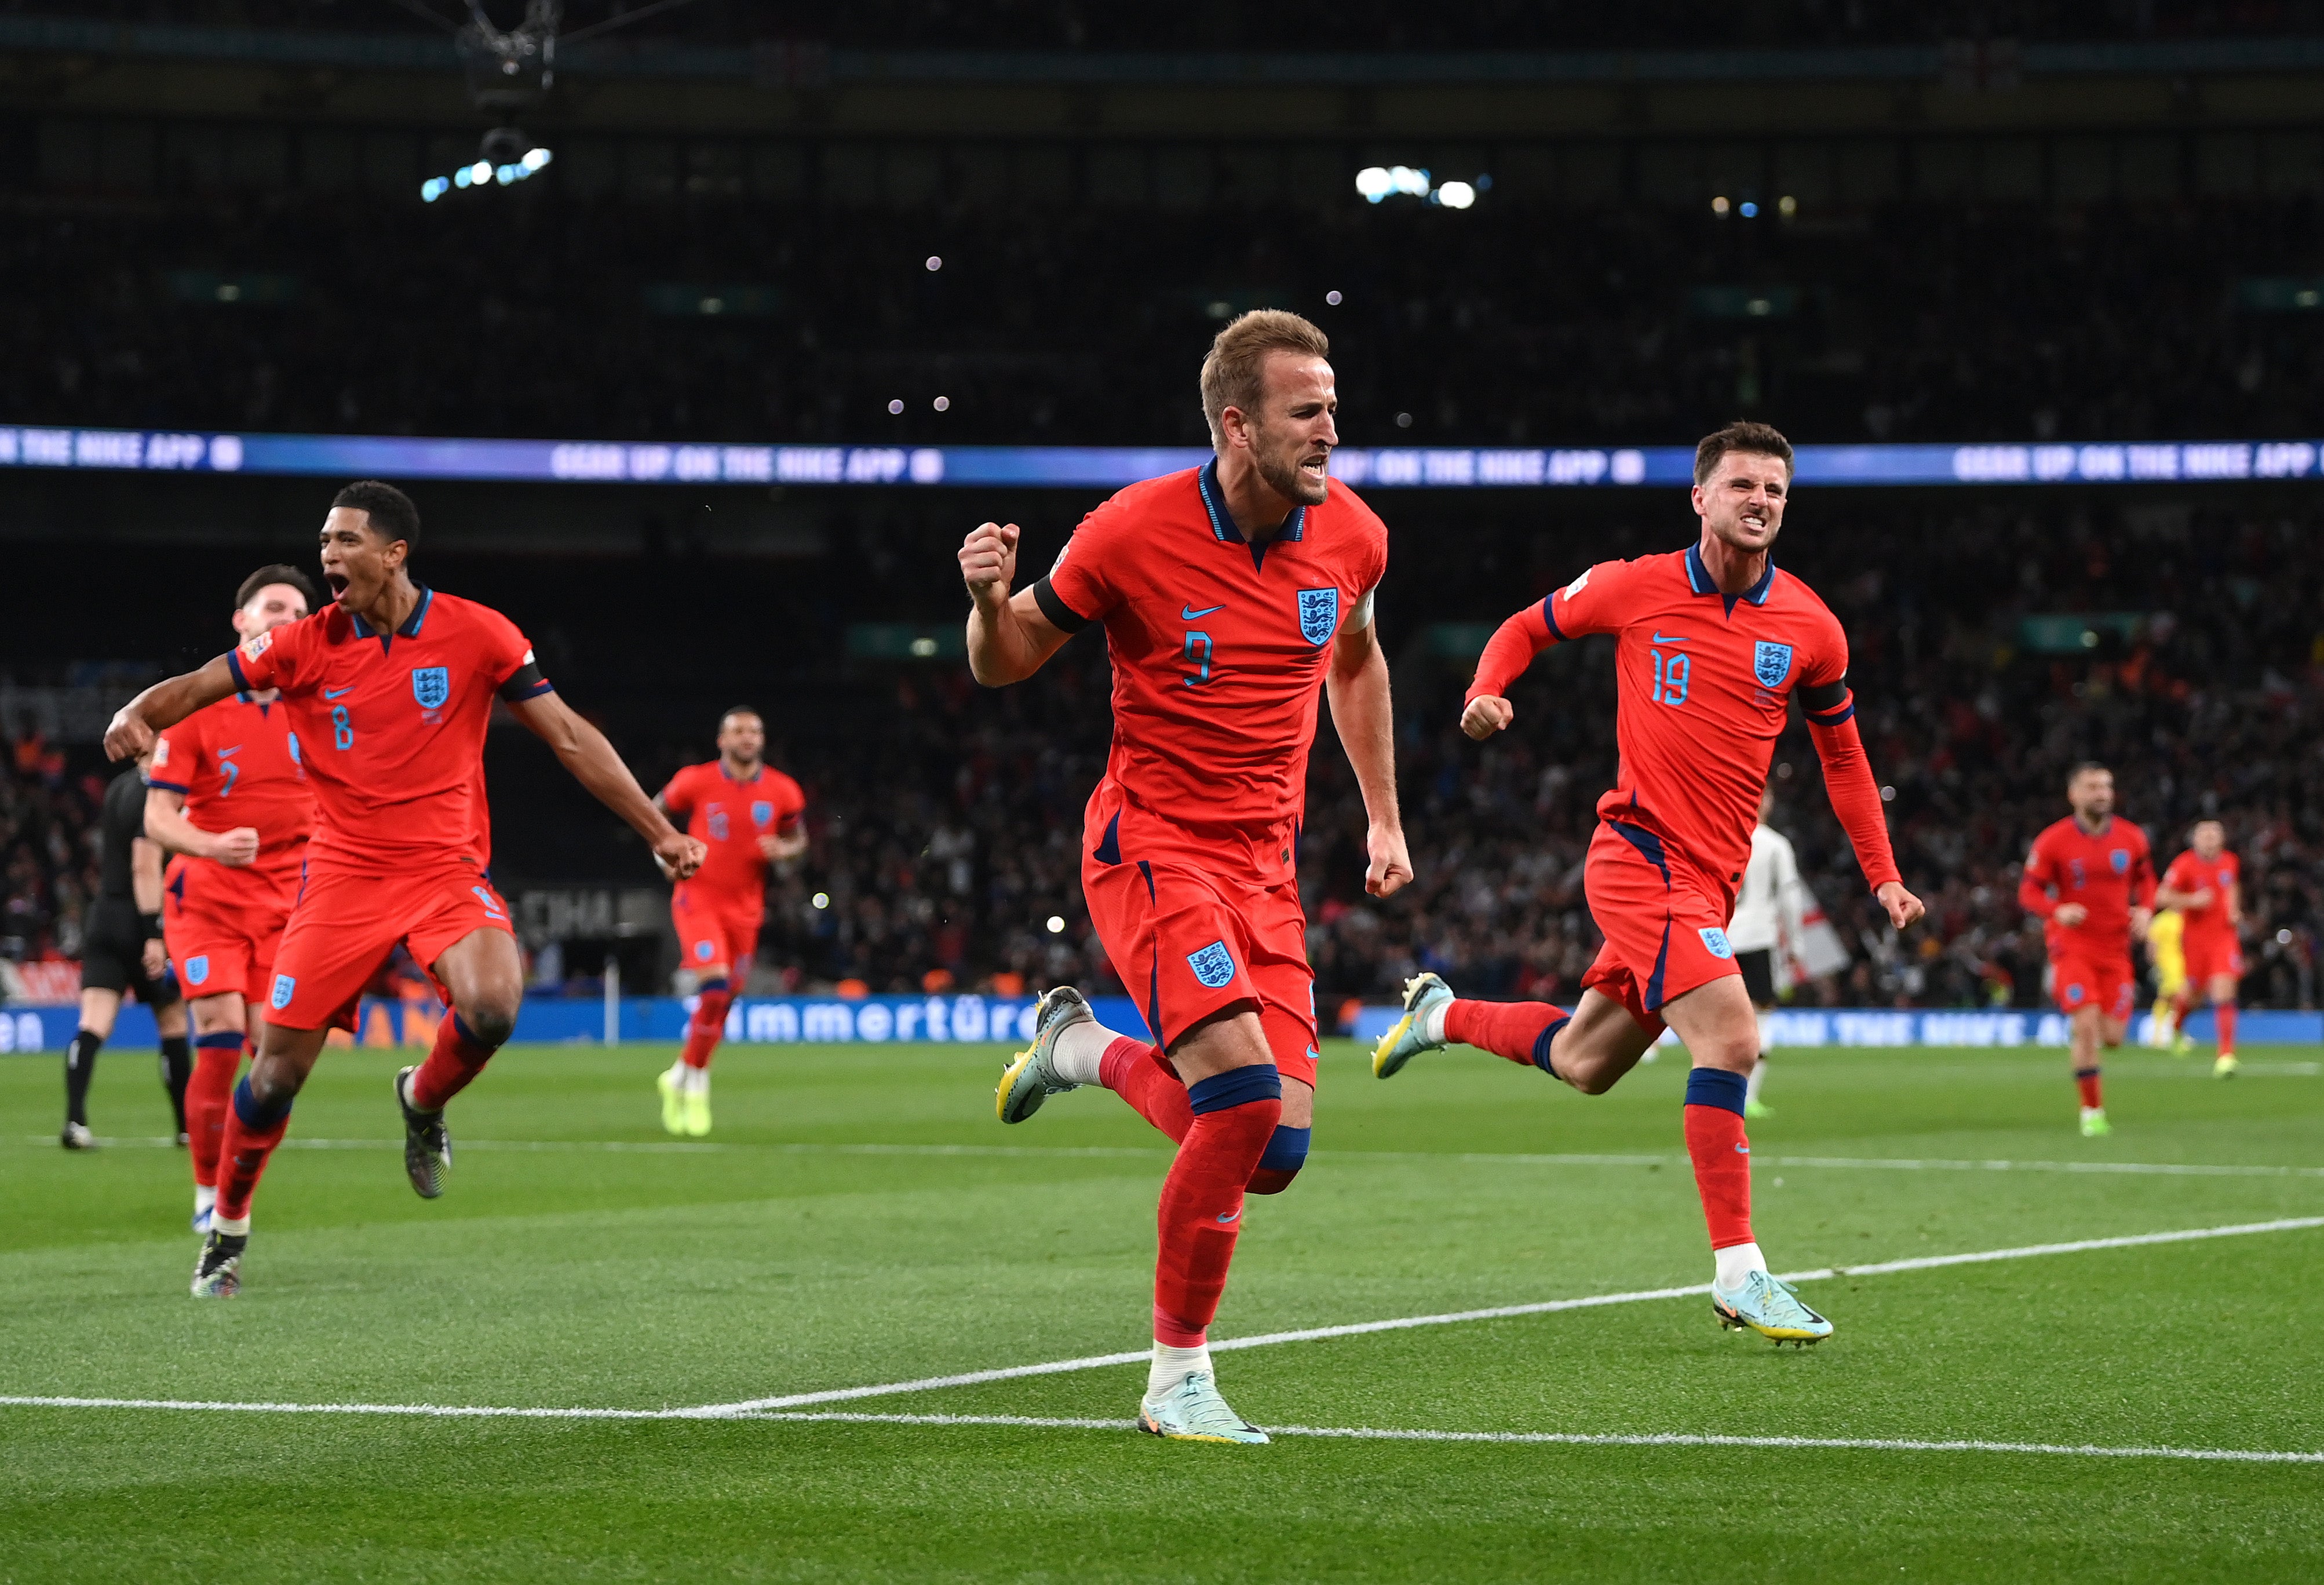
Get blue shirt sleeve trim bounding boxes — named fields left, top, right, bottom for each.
left=1540, top=594, right=1565, bottom=642
left=225, top=650, right=250, bottom=692
left=144, top=778, right=192, bottom=794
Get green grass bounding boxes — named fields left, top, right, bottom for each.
left=2, top=1034, right=2321, bottom=1582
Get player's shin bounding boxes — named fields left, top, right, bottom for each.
left=1444, top=999, right=1571, bottom=1074
left=1099, top=1035, right=1194, bottom=1142
left=681, top=979, right=731, bottom=1076
left=1682, top=1068, right=1761, bottom=1287
left=407, top=1012, right=499, bottom=1113
left=2216, top=1001, right=2237, bottom=1056
left=1151, top=1066, right=1282, bottom=1357
left=213, top=1077, right=293, bottom=1232
left=186, top=1032, right=242, bottom=1192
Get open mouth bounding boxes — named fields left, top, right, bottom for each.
left=325, top=571, right=351, bottom=598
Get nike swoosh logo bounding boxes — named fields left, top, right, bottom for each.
left=1216, top=1209, right=1242, bottom=1225
left=1735, top=1143, right=1750, bottom=1154
left=1651, top=632, right=1688, bottom=644
left=323, top=686, right=352, bottom=699
left=1181, top=604, right=1225, bottom=621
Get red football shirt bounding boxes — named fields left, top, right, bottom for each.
left=1498, top=546, right=1889, bottom=892
left=226, top=586, right=549, bottom=869
left=148, top=693, right=315, bottom=880
left=1035, top=460, right=1388, bottom=840
left=2162, top=847, right=2239, bottom=945
left=2021, top=815, right=2156, bottom=959
left=659, top=760, right=804, bottom=903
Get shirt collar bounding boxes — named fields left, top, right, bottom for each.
left=350, top=585, right=433, bottom=641
left=1196, top=458, right=1307, bottom=547
left=1685, top=545, right=1775, bottom=613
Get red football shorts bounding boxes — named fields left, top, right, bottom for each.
left=1580, top=819, right=1742, bottom=1037
left=1080, top=788, right=1317, bottom=1088
left=162, top=855, right=300, bottom=1003
left=672, top=883, right=762, bottom=978
left=2050, top=949, right=2135, bottom=1020
left=2181, top=932, right=2244, bottom=986
left=264, top=856, right=513, bottom=1030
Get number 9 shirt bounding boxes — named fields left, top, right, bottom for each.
left=1032, top=460, right=1387, bottom=1084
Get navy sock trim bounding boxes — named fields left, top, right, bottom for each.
left=1530, top=1015, right=1570, bottom=1076
left=195, top=1032, right=244, bottom=1051
left=698, top=978, right=730, bottom=995
left=450, top=1012, right=502, bottom=1052
left=1684, top=1067, right=1747, bottom=1116
left=231, top=1076, right=293, bottom=1130
left=2072, top=1066, right=2100, bottom=1079
left=1257, top=1123, right=1311, bottom=1172
left=1187, top=1064, right=1282, bottom=1115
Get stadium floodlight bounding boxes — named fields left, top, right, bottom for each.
left=1355, top=166, right=1393, bottom=201
left=1778, top=194, right=1798, bottom=216
left=925, top=256, right=943, bottom=271
left=1435, top=180, right=1476, bottom=210
left=1739, top=200, right=1760, bottom=218
left=933, top=396, right=951, bottom=411
left=812, top=892, right=830, bottom=910
left=1325, top=290, right=1343, bottom=305
left=1045, top=915, right=1066, bottom=934
left=421, top=176, right=451, bottom=203
left=522, top=147, right=552, bottom=172
left=887, top=399, right=906, bottom=414
left=1712, top=195, right=1731, bottom=214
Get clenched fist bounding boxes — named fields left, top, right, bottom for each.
left=959, top=522, right=1021, bottom=608
left=1461, top=695, right=1514, bottom=741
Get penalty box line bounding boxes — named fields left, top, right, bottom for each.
left=695, top=1214, right=2324, bottom=1413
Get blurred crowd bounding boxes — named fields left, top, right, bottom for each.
left=9, top=196, right=2322, bottom=452
left=17, top=2, right=2311, bottom=50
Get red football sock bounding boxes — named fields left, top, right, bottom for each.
left=408, top=1014, right=499, bottom=1112
left=1100, top=1036, right=1192, bottom=1144
left=1445, top=999, right=1571, bottom=1069
left=2170, top=990, right=2194, bottom=1027
left=682, top=985, right=734, bottom=1071
left=1152, top=1070, right=1281, bottom=1347
left=2075, top=1067, right=2103, bottom=1109
left=216, top=1078, right=292, bottom=1224
left=2215, top=1003, right=2237, bottom=1056
left=1683, top=1071, right=1754, bottom=1251
left=185, top=1034, right=242, bottom=1189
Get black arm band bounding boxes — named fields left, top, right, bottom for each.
left=497, top=662, right=552, bottom=702
left=1031, top=576, right=1092, bottom=634
left=141, top=912, right=164, bottom=941
left=1800, top=677, right=1850, bottom=713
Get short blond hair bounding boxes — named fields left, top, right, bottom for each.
left=1199, top=309, right=1330, bottom=450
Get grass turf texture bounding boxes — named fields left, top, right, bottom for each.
left=2, top=1037, right=2321, bottom=1582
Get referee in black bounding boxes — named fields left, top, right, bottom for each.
left=63, top=751, right=190, bottom=1148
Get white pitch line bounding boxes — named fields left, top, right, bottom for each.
left=689, top=1215, right=2324, bottom=1415
left=742, top=1412, right=2324, bottom=1464
left=5, top=1216, right=2320, bottom=1431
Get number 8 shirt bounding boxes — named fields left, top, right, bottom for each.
left=225, top=587, right=553, bottom=1029
left=1032, top=459, right=1387, bottom=1085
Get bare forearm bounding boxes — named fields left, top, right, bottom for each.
left=1328, top=648, right=1401, bottom=835
left=130, top=841, right=165, bottom=914
left=126, top=659, right=237, bottom=735
left=561, top=726, right=677, bottom=844
left=966, top=595, right=1044, bottom=686
left=142, top=797, right=222, bottom=861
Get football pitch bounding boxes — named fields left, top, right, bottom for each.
left=3, top=1037, right=2321, bottom=1582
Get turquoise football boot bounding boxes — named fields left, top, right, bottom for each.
left=1712, top=1269, right=1833, bottom=1346
left=1372, top=972, right=1453, bottom=1079
left=1138, top=1372, right=1269, bottom=1445
left=996, top=985, right=1093, bottom=1124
